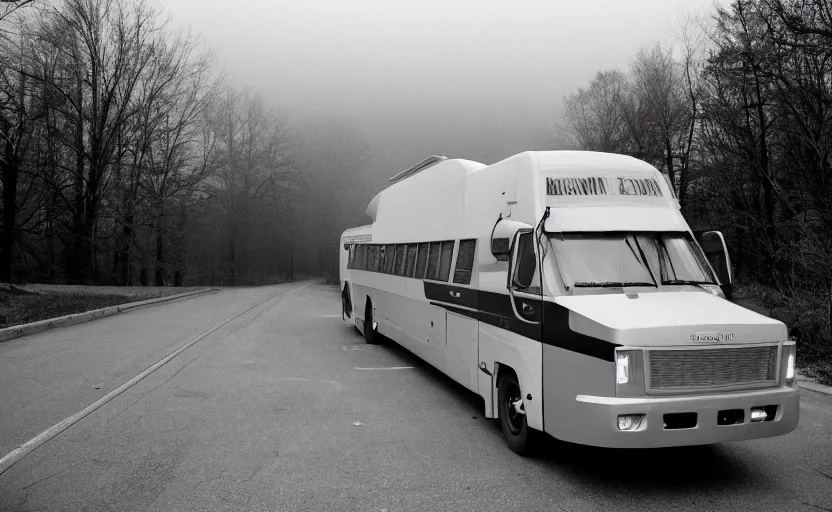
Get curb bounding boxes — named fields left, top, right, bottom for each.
left=0, top=287, right=219, bottom=343
left=797, top=374, right=832, bottom=396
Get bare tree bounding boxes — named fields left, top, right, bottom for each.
left=674, top=16, right=709, bottom=206
left=561, top=70, right=628, bottom=152
left=25, top=0, right=162, bottom=281
left=206, top=90, right=294, bottom=283
left=0, top=24, right=27, bottom=281
left=630, top=44, right=691, bottom=195
left=109, top=28, right=220, bottom=285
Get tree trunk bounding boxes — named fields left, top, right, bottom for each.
left=0, top=133, right=18, bottom=283
left=665, top=138, right=675, bottom=195
left=69, top=75, right=86, bottom=283
left=155, top=225, right=165, bottom=286
left=755, top=88, right=777, bottom=283
left=118, top=215, right=133, bottom=285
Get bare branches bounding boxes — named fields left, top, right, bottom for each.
left=0, top=0, right=34, bottom=26
left=559, top=0, right=832, bottom=332
left=559, top=43, right=695, bottom=201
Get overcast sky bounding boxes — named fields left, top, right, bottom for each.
left=162, top=0, right=724, bottom=180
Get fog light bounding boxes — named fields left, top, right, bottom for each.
left=750, top=408, right=768, bottom=422
left=617, top=414, right=644, bottom=431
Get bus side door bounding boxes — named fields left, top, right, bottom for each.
left=444, top=239, right=479, bottom=392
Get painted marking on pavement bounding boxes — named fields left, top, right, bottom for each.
left=0, top=283, right=309, bottom=476
left=318, top=315, right=342, bottom=318
left=354, top=366, right=415, bottom=371
left=342, top=345, right=378, bottom=351
left=279, top=377, right=346, bottom=391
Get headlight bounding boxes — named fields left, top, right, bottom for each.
left=615, top=349, right=645, bottom=397
left=616, top=354, right=630, bottom=384
left=782, top=340, right=796, bottom=386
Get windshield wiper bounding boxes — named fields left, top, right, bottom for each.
left=662, top=279, right=715, bottom=286
left=574, top=281, right=656, bottom=288
left=628, top=237, right=658, bottom=287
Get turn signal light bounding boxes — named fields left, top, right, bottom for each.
left=616, top=354, right=630, bottom=384
left=783, top=340, right=796, bottom=386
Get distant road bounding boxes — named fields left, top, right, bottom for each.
left=0, top=282, right=830, bottom=511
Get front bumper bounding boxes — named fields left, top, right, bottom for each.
left=567, top=385, right=799, bottom=448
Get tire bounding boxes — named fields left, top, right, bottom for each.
left=498, top=372, right=536, bottom=455
left=342, top=284, right=352, bottom=319
left=364, top=300, right=378, bottom=345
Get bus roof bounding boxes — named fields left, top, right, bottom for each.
left=364, top=151, right=687, bottom=241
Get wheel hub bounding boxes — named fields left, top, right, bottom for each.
left=510, top=398, right=525, bottom=416
left=505, top=392, right=525, bottom=434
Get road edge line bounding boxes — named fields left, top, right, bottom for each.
left=0, top=284, right=302, bottom=476
left=798, top=379, right=832, bottom=396
left=0, top=288, right=219, bottom=344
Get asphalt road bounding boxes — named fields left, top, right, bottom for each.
left=0, top=282, right=830, bottom=512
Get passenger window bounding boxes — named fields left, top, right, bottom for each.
left=361, top=245, right=369, bottom=271
left=416, top=242, right=429, bottom=278
left=439, top=241, right=454, bottom=281
left=453, top=239, right=476, bottom=285
left=405, top=244, right=418, bottom=277
left=385, top=244, right=396, bottom=274
left=513, top=233, right=537, bottom=290
left=369, top=245, right=379, bottom=272
left=395, top=244, right=406, bottom=276
left=427, top=242, right=441, bottom=280
left=348, top=244, right=355, bottom=270
left=354, top=245, right=362, bottom=270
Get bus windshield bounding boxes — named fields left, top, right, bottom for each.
left=549, top=232, right=715, bottom=288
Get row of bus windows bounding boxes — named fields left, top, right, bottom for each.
left=348, top=239, right=476, bottom=285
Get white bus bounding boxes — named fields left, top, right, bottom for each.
left=339, top=151, right=798, bottom=453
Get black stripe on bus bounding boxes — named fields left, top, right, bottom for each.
left=424, top=282, right=618, bottom=362
left=542, top=302, right=618, bottom=362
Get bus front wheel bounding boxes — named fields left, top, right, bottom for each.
left=498, top=372, right=536, bottom=455
left=364, top=300, right=378, bottom=345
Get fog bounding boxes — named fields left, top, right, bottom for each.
left=0, top=0, right=730, bottom=286
left=163, top=0, right=722, bottom=181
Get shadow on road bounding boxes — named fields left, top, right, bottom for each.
left=535, top=437, right=757, bottom=489
left=361, top=331, right=770, bottom=496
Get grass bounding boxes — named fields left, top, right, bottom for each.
left=734, top=282, right=832, bottom=386
left=0, top=287, right=137, bottom=329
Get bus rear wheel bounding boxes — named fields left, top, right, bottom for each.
left=498, top=372, right=536, bottom=455
left=364, top=300, right=378, bottom=345
left=342, top=284, right=352, bottom=319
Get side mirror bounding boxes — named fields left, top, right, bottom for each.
left=506, top=230, right=520, bottom=290
left=697, top=230, right=733, bottom=299
left=491, top=218, right=533, bottom=261
left=505, top=229, right=540, bottom=324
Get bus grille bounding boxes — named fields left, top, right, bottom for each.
left=648, top=346, right=778, bottom=392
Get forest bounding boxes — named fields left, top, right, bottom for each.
left=0, top=0, right=374, bottom=289
left=559, top=0, right=832, bottom=379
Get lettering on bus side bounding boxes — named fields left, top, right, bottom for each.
left=546, top=177, right=609, bottom=196
left=545, top=176, right=664, bottom=197
left=617, top=177, right=663, bottom=197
